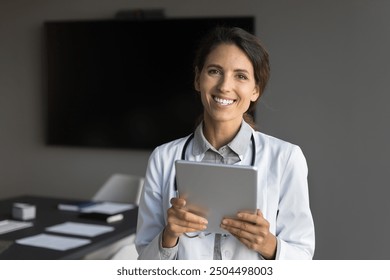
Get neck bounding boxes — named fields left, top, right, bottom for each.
left=202, top=117, right=242, bottom=150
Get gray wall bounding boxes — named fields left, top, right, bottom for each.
left=1, top=0, right=389, bottom=259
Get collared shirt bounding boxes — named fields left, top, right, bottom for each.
left=135, top=120, right=315, bottom=260
left=192, top=120, right=253, bottom=165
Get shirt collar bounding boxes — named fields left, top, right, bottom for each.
left=192, top=120, right=253, bottom=158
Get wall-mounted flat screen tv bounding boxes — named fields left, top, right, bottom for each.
left=45, top=17, right=255, bottom=150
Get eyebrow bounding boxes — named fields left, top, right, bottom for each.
left=206, top=64, right=250, bottom=73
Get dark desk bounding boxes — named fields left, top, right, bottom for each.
left=0, top=195, right=138, bottom=259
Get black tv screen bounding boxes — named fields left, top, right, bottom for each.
left=45, top=17, right=255, bottom=150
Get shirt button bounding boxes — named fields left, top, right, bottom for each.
left=224, top=250, right=232, bottom=259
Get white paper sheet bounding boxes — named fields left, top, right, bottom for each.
left=80, top=201, right=135, bottom=214
left=46, top=222, right=114, bottom=237
left=0, top=220, right=33, bottom=235
left=16, top=233, right=90, bottom=251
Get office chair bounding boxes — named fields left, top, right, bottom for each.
left=110, top=239, right=139, bottom=260
left=92, top=173, right=144, bottom=205
left=83, top=173, right=144, bottom=260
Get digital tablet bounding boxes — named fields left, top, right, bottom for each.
left=175, top=160, right=258, bottom=234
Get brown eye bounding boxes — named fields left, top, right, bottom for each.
left=208, top=69, right=222, bottom=75
left=237, top=74, right=248, bottom=80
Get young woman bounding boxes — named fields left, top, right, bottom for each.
left=135, top=26, right=315, bottom=260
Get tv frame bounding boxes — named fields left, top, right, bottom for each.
left=44, top=17, right=255, bottom=150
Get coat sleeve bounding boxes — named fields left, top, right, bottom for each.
left=275, top=146, right=315, bottom=259
left=135, top=147, right=178, bottom=259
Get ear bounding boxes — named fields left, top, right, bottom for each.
left=250, top=85, right=260, bottom=102
left=194, top=67, right=200, bottom=92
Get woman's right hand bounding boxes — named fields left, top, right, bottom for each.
left=162, top=197, right=208, bottom=248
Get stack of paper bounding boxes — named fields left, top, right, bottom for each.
left=16, top=234, right=90, bottom=251
left=0, top=220, right=33, bottom=235
left=80, top=201, right=135, bottom=214
left=46, top=222, right=114, bottom=237
left=16, top=222, right=114, bottom=251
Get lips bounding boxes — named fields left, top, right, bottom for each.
left=213, top=96, right=235, bottom=106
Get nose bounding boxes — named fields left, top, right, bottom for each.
left=217, top=74, right=233, bottom=92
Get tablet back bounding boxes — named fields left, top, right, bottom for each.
left=175, top=160, right=258, bottom=234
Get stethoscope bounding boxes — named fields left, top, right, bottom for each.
left=173, top=132, right=257, bottom=238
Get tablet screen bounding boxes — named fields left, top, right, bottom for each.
left=175, top=160, right=258, bottom=234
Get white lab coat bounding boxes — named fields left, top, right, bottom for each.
left=135, top=129, right=315, bottom=259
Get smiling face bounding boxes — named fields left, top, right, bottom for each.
left=195, top=43, right=260, bottom=128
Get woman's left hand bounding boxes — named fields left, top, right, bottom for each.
left=220, top=209, right=277, bottom=259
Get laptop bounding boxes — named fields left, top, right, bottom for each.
left=175, top=160, right=258, bottom=234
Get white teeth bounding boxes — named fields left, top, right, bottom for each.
left=214, top=96, right=234, bottom=105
